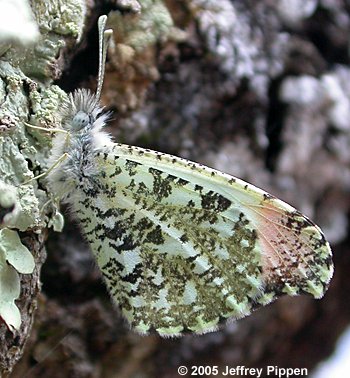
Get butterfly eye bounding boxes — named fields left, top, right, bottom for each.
left=72, top=111, right=91, bottom=130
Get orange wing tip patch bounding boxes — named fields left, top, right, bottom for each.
left=252, top=200, right=333, bottom=300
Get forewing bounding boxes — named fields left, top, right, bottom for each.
left=74, top=143, right=333, bottom=336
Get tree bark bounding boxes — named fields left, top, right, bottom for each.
left=2, top=0, right=349, bottom=377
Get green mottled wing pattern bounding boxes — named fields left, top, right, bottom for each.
left=73, top=143, right=333, bottom=336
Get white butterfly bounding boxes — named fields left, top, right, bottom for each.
left=41, top=16, right=333, bottom=336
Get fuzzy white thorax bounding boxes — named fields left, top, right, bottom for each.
left=47, top=89, right=113, bottom=204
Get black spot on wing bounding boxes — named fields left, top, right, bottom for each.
left=109, top=235, right=138, bottom=253
left=149, top=168, right=173, bottom=200
left=123, top=263, right=143, bottom=284
left=125, top=160, right=141, bottom=176
left=145, top=225, right=165, bottom=245
left=201, top=190, right=231, bottom=212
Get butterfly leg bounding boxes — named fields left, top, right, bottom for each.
left=19, top=152, right=69, bottom=186
left=24, top=122, right=68, bottom=135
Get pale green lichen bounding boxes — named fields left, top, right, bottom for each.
left=0, top=61, right=67, bottom=231
left=0, top=0, right=79, bottom=232
left=31, top=0, right=86, bottom=40
left=108, top=0, right=175, bottom=52
left=0, top=228, right=35, bottom=332
left=3, top=0, right=86, bottom=80
left=29, top=85, right=68, bottom=129
left=0, top=229, right=35, bottom=274
left=0, top=0, right=84, bottom=333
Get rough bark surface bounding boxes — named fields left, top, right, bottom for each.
left=3, top=0, right=350, bottom=377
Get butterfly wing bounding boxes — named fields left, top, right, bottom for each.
left=73, top=143, right=333, bottom=336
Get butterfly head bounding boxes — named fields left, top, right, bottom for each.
left=57, top=89, right=99, bottom=133
left=72, top=111, right=91, bottom=131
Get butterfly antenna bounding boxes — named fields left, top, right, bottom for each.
left=96, top=15, right=113, bottom=101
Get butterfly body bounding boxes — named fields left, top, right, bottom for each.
left=47, top=89, right=112, bottom=203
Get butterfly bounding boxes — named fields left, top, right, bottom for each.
left=36, top=16, right=333, bottom=336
